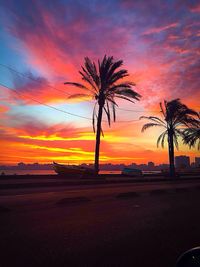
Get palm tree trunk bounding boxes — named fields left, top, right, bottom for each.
left=94, top=104, right=103, bottom=174
left=168, top=131, right=175, bottom=177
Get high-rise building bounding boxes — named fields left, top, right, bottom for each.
left=195, top=157, right=200, bottom=168
left=175, top=156, right=190, bottom=169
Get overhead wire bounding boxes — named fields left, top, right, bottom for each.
left=0, top=82, right=140, bottom=123
left=117, top=107, right=159, bottom=113
left=0, top=83, right=92, bottom=121
left=1, top=63, right=199, bottom=112
left=0, top=63, right=93, bottom=100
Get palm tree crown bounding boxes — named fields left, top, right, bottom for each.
left=141, top=99, right=198, bottom=148
left=65, top=55, right=141, bottom=131
left=140, top=99, right=199, bottom=176
left=64, top=55, right=141, bottom=173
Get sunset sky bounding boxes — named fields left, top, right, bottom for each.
left=0, top=0, right=199, bottom=165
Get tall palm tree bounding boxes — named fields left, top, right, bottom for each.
left=140, top=99, right=199, bottom=177
left=64, top=55, right=141, bottom=174
left=183, top=116, right=200, bottom=150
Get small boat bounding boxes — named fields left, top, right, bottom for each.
left=53, top=162, right=95, bottom=176
left=121, top=167, right=143, bottom=177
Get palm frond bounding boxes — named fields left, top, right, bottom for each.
left=159, top=102, right=166, bottom=117
left=84, top=57, right=98, bottom=79
left=106, top=97, right=118, bottom=106
left=101, top=127, right=104, bottom=137
left=140, top=116, right=166, bottom=127
left=115, top=95, right=136, bottom=104
left=161, top=131, right=167, bottom=148
left=157, top=131, right=167, bottom=148
left=174, top=128, right=184, bottom=138
left=107, top=60, right=123, bottom=79
left=173, top=133, right=179, bottom=150
left=103, top=101, right=111, bottom=127
left=112, top=103, right=116, bottom=122
left=64, top=82, right=87, bottom=89
left=141, top=123, right=163, bottom=132
left=79, top=70, right=97, bottom=92
left=67, top=93, right=91, bottom=100
left=115, top=88, right=141, bottom=101
left=108, top=82, right=136, bottom=92
left=109, top=69, right=129, bottom=84
left=183, top=128, right=200, bottom=150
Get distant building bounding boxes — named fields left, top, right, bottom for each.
left=175, top=156, right=190, bottom=169
left=148, top=162, right=155, bottom=168
left=130, top=163, right=137, bottom=168
left=195, top=157, right=200, bottom=168
left=18, top=162, right=25, bottom=166
left=191, top=162, right=196, bottom=168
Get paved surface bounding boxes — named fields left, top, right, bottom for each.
left=1, top=182, right=200, bottom=267
left=1, top=180, right=200, bottom=208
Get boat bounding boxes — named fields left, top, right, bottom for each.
left=53, top=162, right=95, bottom=176
left=121, top=167, right=143, bottom=176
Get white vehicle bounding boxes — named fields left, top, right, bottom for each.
left=121, top=167, right=143, bottom=176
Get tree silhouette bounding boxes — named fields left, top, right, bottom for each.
left=183, top=116, right=200, bottom=150
left=140, top=99, right=198, bottom=177
left=64, top=55, right=141, bottom=174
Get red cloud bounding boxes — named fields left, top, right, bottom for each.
left=190, top=3, right=200, bottom=13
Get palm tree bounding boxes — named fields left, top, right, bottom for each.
left=183, top=116, right=200, bottom=150
left=64, top=55, right=141, bottom=174
left=140, top=99, right=199, bottom=177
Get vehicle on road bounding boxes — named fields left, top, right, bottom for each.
left=121, top=167, right=143, bottom=177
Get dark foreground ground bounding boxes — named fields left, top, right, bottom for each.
left=1, top=184, right=200, bottom=267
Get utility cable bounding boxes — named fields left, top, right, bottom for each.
left=0, top=82, right=140, bottom=123
left=0, top=63, right=92, bottom=99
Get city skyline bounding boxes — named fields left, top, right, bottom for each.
left=1, top=155, right=200, bottom=169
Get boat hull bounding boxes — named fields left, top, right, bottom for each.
left=53, top=162, right=95, bottom=177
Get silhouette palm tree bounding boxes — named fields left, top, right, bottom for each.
left=140, top=99, right=198, bottom=177
left=183, top=116, right=200, bottom=150
left=64, top=55, right=141, bottom=174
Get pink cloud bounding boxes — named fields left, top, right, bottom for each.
left=143, top=22, right=179, bottom=35
left=190, top=4, right=200, bottom=13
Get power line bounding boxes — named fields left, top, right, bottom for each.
left=0, top=63, right=92, bottom=99
left=0, top=82, right=92, bottom=120
left=117, top=105, right=199, bottom=113
left=1, top=63, right=199, bottom=113
left=117, top=107, right=159, bottom=113
left=0, top=82, right=140, bottom=123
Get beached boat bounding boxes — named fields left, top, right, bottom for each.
left=121, top=167, right=143, bottom=176
left=53, top=162, right=95, bottom=176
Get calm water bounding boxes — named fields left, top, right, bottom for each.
left=0, top=169, right=160, bottom=175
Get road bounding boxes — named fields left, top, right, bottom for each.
left=1, top=180, right=200, bottom=267
left=1, top=179, right=200, bottom=208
